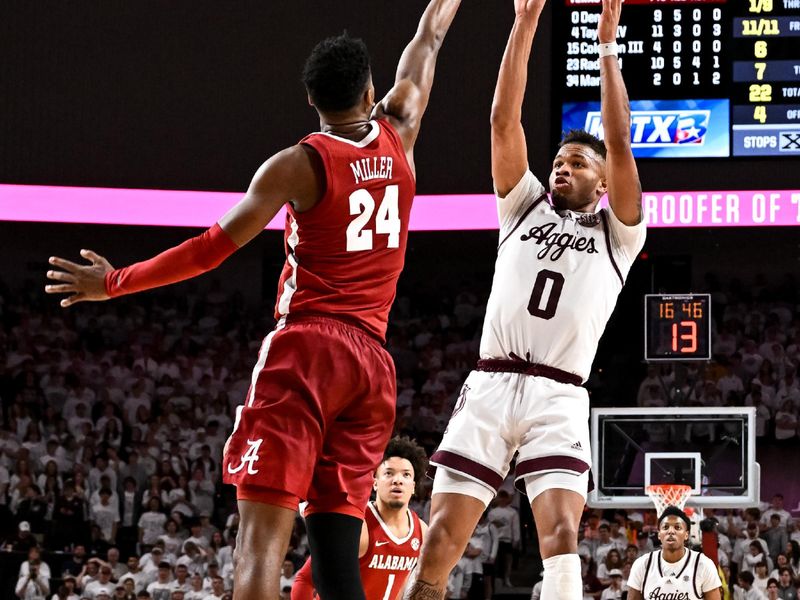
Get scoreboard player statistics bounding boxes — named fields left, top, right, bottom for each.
left=554, top=0, right=800, bottom=158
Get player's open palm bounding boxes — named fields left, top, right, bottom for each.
left=514, top=0, right=546, bottom=19
left=45, top=249, right=113, bottom=307
left=597, top=0, right=622, bottom=43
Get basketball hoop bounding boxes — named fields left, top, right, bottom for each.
left=646, top=484, right=694, bottom=517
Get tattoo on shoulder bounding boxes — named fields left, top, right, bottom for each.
left=405, top=580, right=445, bottom=600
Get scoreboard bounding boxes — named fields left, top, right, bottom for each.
left=554, top=0, right=800, bottom=158
left=644, top=294, right=712, bottom=361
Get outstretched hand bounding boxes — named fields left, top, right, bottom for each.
left=45, top=249, right=114, bottom=307
left=515, top=0, right=546, bottom=19
left=598, top=0, right=622, bottom=43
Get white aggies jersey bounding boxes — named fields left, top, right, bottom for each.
left=627, top=549, right=722, bottom=599
left=480, top=170, right=646, bottom=382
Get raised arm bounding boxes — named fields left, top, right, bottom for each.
left=598, top=0, right=642, bottom=225
left=45, top=145, right=322, bottom=307
left=491, top=0, right=547, bottom=197
left=373, top=0, right=462, bottom=159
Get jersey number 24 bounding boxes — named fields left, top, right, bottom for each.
left=347, top=185, right=401, bottom=252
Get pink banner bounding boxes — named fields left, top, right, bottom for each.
left=638, top=191, right=800, bottom=227
left=0, top=184, right=798, bottom=230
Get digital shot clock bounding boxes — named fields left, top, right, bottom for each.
left=644, top=293, right=712, bottom=361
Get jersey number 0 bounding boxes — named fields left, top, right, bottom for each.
left=527, top=269, right=565, bottom=320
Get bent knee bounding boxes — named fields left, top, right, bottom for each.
left=539, top=520, right=579, bottom=555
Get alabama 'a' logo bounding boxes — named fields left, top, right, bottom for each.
left=227, top=439, right=263, bottom=475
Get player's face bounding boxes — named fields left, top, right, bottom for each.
left=374, top=457, right=415, bottom=510
left=549, top=144, right=607, bottom=212
left=657, top=516, right=689, bottom=551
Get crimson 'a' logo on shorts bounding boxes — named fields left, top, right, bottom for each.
left=227, top=438, right=263, bottom=475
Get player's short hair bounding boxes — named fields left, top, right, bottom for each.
left=302, top=33, right=371, bottom=113
left=657, top=506, right=691, bottom=530
left=559, top=129, right=607, bottom=160
left=381, top=436, right=428, bottom=486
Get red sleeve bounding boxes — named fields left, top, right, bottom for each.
left=104, top=223, right=238, bottom=297
left=291, top=559, right=318, bottom=600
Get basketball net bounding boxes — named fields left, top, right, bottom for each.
left=646, top=484, right=701, bottom=546
left=645, top=484, right=694, bottom=516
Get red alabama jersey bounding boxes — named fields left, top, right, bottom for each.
left=274, top=119, right=415, bottom=342
left=291, top=502, right=423, bottom=600
left=359, top=502, right=422, bottom=600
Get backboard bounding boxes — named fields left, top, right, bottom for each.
left=589, top=407, right=759, bottom=509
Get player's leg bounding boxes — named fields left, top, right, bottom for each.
left=530, top=486, right=586, bottom=600
left=235, top=499, right=298, bottom=600
left=516, top=377, right=591, bottom=600
left=306, top=512, right=366, bottom=600
left=406, top=481, right=488, bottom=599
left=222, top=324, right=327, bottom=599
left=411, top=370, right=518, bottom=599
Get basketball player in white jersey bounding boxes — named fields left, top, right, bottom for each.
left=405, top=0, right=645, bottom=598
left=627, top=507, right=722, bottom=600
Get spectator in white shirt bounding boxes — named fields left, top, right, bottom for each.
left=594, top=523, right=621, bottom=565
left=119, top=556, right=150, bottom=593
left=184, top=574, right=205, bottom=600
left=139, top=497, right=168, bottom=548
left=762, top=495, right=793, bottom=528
left=158, top=519, right=184, bottom=556
left=83, top=565, right=116, bottom=600
left=774, top=401, right=797, bottom=442
left=735, top=570, right=767, bottom=600
left=146, top=562, right=175, bottom=600
left=15, top=559, right=50, bottom=600
left=91, top=488, right=120, bottom=545
left=488, top=490, right=520, bottom=588
left=171, top=564, right=192, bottom=593
left=600, top=569, right=625, bottom=600
left=203, top=575, right=226, bottom=600
left=18, top=546, right=51, bottom=580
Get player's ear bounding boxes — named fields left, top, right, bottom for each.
left=364, top=81, right=375, bottom=110
left=596, top=177, right=608, bottom=201
left=307, top=93, right=315, bottom=107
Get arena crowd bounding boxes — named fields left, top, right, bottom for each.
left=0, top=272, right=797, bottom=599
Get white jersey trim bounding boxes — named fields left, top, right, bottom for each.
left=224, top=318, right=285, bottom=450
left=368, top=502, right=415, bottom=546
left=628, top=549, right=721, bottom=599
left=277, top=218, right=300, bottom=315
left=246, top=319, right=284, bottom=408
left=313, top=120, right=380, bottom=148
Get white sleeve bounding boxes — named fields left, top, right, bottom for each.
left=627, top=555, right=648, bottom=592
left=603, top=203, right=647, bottom=264
left=700, top=555, right=723, bottom=593
left=495, top=170, right=547, bottom=234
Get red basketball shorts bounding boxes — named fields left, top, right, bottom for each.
left=222, top=315, right=396, bottom=518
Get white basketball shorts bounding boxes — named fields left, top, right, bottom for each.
left=430, top=362, right=591, bottom=502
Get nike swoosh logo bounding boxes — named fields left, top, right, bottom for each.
left=375, top=541, right=390, bottom=547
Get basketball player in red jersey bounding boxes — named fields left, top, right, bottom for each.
left=292, top=437, right=428, bottom=600
left=43, top=3, right=463, bottom=599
